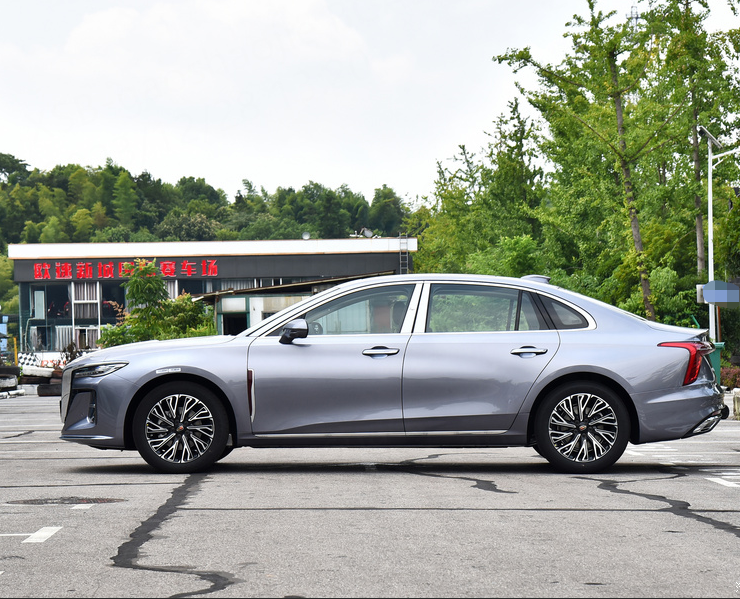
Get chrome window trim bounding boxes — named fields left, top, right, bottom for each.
left=412, top=280, right=596, bottom=333
left=257, top=281, right=425, bottom=338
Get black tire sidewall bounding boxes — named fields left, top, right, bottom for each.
left=535, top=381, right=630, bottom=474
left=133, top=382, right=229, bottom=474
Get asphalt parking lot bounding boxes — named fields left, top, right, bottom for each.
left=1, top=389, right=739, bottom=597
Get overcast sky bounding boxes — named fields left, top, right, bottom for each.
left=1, top=0, right=736, bottom=206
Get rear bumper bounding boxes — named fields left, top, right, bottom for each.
left=633, top=382, right=724, bottom=443
left=683, top=404, right=730, bottom=438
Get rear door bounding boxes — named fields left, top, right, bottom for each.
left=402, top=282, right=560, bottom=433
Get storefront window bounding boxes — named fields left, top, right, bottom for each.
left=101, top=281, right=125, bottom=321
left=25, top=283, right=71, bottom=352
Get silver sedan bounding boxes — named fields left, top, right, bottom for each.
left=60, top=273, right=728, bottom=474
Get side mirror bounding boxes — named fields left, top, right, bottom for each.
left=279, top=319, right=309, bottom=344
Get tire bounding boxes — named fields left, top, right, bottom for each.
left=534, top=381, right=630, bottom=474
left=0, top=375, right=18, bottom=389
left=38, top=383, right=61, bottom=396
left=133, top=382, right=229, bottom=474
left=19, top=376, right=49, bottom=385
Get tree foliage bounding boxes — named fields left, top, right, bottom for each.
left=2, top=0, right=740, bottom=354
left=402, top=0, right=740, bottom=350
left=97, top=259, right=216, bottom=348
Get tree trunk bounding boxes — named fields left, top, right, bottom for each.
left=691, top=101, right=706, bottom=274
left=609, top=51, right=656, bottom=320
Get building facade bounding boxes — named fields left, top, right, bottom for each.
left=8, top=237, right=415, bottom=357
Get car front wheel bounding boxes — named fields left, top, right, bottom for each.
left=534, top=382, right=630, bottom=474
left=133, top=382, right=229, bottom=474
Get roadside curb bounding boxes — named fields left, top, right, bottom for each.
left=727, top=389, right=739, bottom=420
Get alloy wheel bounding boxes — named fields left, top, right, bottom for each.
left=144, top=393, right=215, bottom=464
left=548, top=392, right=618, bottom=463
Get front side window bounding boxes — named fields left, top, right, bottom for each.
left=427, top=284, right=547, bottom=332
left=301, top=284, right=415, bottom=335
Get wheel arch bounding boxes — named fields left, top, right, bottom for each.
left=527, top=372, right=640, bottom=446
left=123, top=374, right=237, bottom=450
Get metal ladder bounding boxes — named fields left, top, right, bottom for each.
left=398, top=234, right=409, bottom=274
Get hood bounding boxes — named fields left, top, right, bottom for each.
left=66, top=335, right=235, bottom=367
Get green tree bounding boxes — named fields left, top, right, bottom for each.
left=20, top=221, right=41, bottom=244
left=70, top=208, right=94, bottom=242
left=466, top=235, right=544, bottom=278
left=496, top=1, right=698, bottom=319
left=39, top=216, right=70, bottom=243
left=232, top=179, right=268, bottom=215
left=134, top=171, right=183, bottom=232
left=2, top=184, right=40, bottom=244
left=91, top=200, right=108, bottom=230
left=112, top=170, right=138, bottom=227
left=91, top=225, right=133, bottom=243
left=154, top=211, right=219, bottom=241
left=409, top=100, right=544, bottom=274
left=0, top=153, right=29, bottom=186
left=369, top=185, right=406, bottom=236
left=646, top=0, right=740, bottom=274
left=0, top=255, right=16, bottom=306
left=98, top=259, right=216, bottom=347
left=317, top=187, right=350, bottom=238
left=38, top=185, right=64, bottom=220
left=177, top=176, right=227, bottom=210
left=336, top=184, right=370, bottom=233
left=68, top=167, right=99, bottom=210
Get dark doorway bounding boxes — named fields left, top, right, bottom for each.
left=222, top=314, right=248, bottom=335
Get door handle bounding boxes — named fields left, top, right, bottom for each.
left=510, top=346, right=548, bottom=355
left=362, top=347, right=400, bottom=357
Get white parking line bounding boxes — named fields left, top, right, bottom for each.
left=1, top=527, right=62, bottom=543
left=705, top=477, right=740, bottom=488
left=23, top=527, right=62, bottom=543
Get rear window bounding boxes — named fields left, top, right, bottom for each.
left=538, top=295, right=589, bottom=329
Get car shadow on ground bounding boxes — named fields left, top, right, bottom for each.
left=65, top=456, right=709, bottom=477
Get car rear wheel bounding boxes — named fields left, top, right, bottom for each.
left=534, top=381, right=630, bottom=474
left=133, top=382, right=228, bottom=474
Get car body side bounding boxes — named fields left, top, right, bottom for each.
left=60, top=274, right=723, bottom=455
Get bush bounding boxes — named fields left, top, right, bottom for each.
left=720, top=366, right=740, bottom=389
left=97, top=259, right=216, bottom=348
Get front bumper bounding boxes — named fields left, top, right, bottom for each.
left=59, top=367, right=133, bottom=450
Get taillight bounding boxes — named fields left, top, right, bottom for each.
left=658, top=341, right=714, bottom=385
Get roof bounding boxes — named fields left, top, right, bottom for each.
left=192, top=270, right=397, bottom=304
left=7, top=238, right=417, bottom=260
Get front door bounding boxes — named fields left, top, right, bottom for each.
left=248, top=283, right=417, bottom=436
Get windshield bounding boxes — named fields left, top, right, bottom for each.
left=237, top=285, right=342, bottom=337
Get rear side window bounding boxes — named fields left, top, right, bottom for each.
left=538, top=295, right=589, bottom=329
left=427, top=284, right=547, bottom=332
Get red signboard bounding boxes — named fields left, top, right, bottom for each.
left=31, top=259, right=219, bottom=281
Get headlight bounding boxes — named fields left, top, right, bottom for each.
left=73, top=362, right=128, bottom=378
